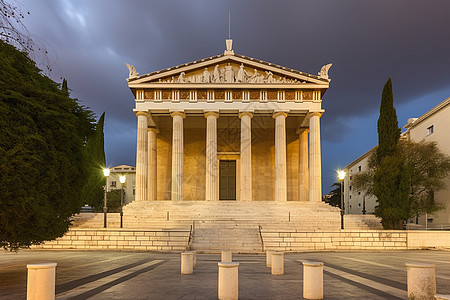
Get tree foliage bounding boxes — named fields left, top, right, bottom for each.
left=324, top=182, right=342, bottom=208
left=376, top=78, right=400, bottom=162
left=81, top=112, right=106, bottom=209
left=0, top=40, right=95, bottom=250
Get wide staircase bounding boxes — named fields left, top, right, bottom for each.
left=69, top=201, right=382, bottom=253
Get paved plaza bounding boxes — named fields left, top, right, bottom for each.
left=1, top=250, right=449, bottom=299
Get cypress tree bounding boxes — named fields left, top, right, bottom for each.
left=373, top=78, right=410, bottom=229
left=82, top=112, right=106, bottom=209
left=376, top=78, right=400, bottom=161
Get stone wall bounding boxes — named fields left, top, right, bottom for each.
left=33, top=228, right=191, bottom=251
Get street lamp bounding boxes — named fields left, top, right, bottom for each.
left=103, top=168, right=110, bottom=228
left=337, top=170, right=346, bottom=230
left=119, top=175, right=126, bottom=228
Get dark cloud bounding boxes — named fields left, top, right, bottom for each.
left=19, top=0, right=450, bottom=193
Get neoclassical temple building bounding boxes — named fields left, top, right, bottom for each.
left=126, top=40, right=331, bottom=204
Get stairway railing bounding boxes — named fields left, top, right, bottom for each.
left=258, top=225, right=264, bottom=252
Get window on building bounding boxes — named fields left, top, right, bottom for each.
left=358, top=203, right=361, bottom=207
left=427, top=125, right=434, bottom=136
left=133, top=188, right=135, bottom=195
left=358, top=166, right=362, bottom=172
left=358, top=192, right=361, bottom=195
left=349, top=186, right=352, bottom=191
left=110, top=181, right=116, bottom=187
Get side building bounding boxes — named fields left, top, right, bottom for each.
left=344, top=97, right=450, bottom=228
left=105, top=164, right=136, bottom=205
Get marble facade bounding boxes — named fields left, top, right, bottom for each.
left=127, top=40, right=331, bottom=203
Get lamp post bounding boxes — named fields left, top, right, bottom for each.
left=103, top=168, right=110, bottom=228
left=337, top=170, right=346, bottom=230
left=119, top=175, right=126, bottom=228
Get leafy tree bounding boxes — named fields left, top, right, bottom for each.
left=81, top=112, right=106, bottom=210
left=0, top=40, right=95, bottom=250
left=106, top=189, right=123, bottom=213
left=373, top=155, right=411, bottom=229
left=324, top=182, right=342, bottom=208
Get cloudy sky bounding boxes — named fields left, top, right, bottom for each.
left=18, top=0, right=450, bottom=194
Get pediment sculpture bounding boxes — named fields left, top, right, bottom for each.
left=157, top=63, right=301, bottom=84
left=126, top=63, right=139, bottom=78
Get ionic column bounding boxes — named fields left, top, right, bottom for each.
left=148, top=128, right=159, bottom=201
left=309, top=113, right=322, bottom=202
left=135, top=111, right=149, bottom=202
left=297, top=128, right=309, bottom=201
left=273, top=112, right=288, bottom=202
left=239, top=112, right=253, bottom=201
left=205, top=111, right=219, bottom=201
left=171, top=111, right=186, bottom=201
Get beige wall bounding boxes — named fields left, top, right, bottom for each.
left=408, top=103, right=450, bottom=224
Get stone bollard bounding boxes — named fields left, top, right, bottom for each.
left=406, top=263, right=436, bottom=300
left=266, top=250, right=274, bottom=267
left=271, top=252, right=284, bottom=275
left=302, top=261, right=323, bottom=300
left=222, top=250, right=232, bottom=262
left=181, top=252, right=194, bottom=275
left=218, top=262, right=239, bottom=300
left=27, top=263, right=57, bottom=300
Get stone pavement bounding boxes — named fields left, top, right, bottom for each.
left=1, top=250, right=449, bottom=299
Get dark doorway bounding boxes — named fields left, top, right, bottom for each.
left=219, top=160, right=236, bottom=200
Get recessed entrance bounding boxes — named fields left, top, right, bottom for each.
left=219, top=160, right=236, bottom=200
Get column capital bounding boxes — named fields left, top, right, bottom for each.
left=170, top=111, right=186, bottom=118
left=205, top=111, right=219, bottom=118
left=135, top=111, right=150, bottom=118
left=238, top=111, right=253, bottom=119
left=306, top=111, right=323, bottom=119
left=296, top=127, right=309, bottom=135
left=273, top=111, right=288, bottom=119
left=148, top=127, right=159, bottom=134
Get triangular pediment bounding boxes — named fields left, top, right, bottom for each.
left=127, top=54, right=330, bottom=86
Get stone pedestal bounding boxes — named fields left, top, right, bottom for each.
left=266, top=250, right=274, bottom=267
left=218, top=262, right=239, bottom=300
left=302, top=261, right=324, bottom=300
left=406, top=263, right=436, bottom=300
left=27, top=263, right=57, bottom=300
left=271, top=252, right=284, bottom=275
left=181, top=252, right=194, bottom=274
left=222, top=250, right=232, bottom=262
